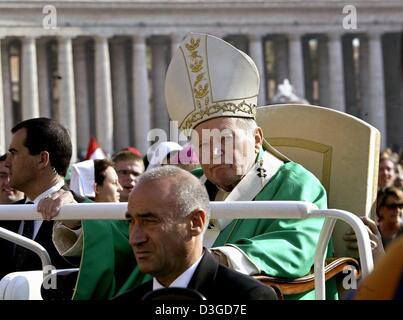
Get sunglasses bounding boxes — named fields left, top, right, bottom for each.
left=384, top=203, right=403, bottom=209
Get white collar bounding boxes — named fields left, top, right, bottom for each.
left=26, top=180, right=65, bottom=204
left=153, top=253, right=204, bottom=290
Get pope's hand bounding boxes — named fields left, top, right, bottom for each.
left=37, top=189, right=81, bottom=229
left=343, top=216, right=385, bottom=263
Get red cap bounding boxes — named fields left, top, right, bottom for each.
left=121, top=147, right=142, bottom=157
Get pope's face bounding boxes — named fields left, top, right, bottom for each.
left=194, top=117, right=262, bottom=191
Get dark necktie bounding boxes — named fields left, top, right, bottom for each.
left=14, top=201, right=35, bottom=270
left=21, top=220, right=34, bottom=239
left=22, top=201, right=35, bottom=239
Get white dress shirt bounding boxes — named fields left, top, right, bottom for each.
left=152, top=254, right=204, bottom=290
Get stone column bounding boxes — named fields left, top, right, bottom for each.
left=95, top=36, right=114, bottom=155
left=382, top=33, right=403, bottom=149
left=302, top=38, right=313, bottom=103
left=328, top=33, right=345, bottom=112
left=249, top=34, right=266, bottom=106
left=317, top=37, right=330, bottom=107
left=342, top=36, right=358, bottom=116
left=58, top=36, right=77, bottom=162
left=359, top=36, right=370, bottom=120
left=36, top=39, right=51, bottom=117
left=0, top=38, right=5, bottom=154
left=1, top=40, right=12, bottom=148
left=110, top=38, right=130, bottom=150
left=21, top=37, right=39, bottom=119
left=132, top=35, right=150, bottom=155
left=73, top=39, right=91, bottom=156
left=275, top=35, right=289, bottom=86
left=150, top=36, right=169, bottom=133
left=363, top=32, right=386, bottom=148
left=288, top=33, right=305, bottom=98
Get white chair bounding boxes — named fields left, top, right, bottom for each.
left=252, top=104, right=379, bottom=298
left=0, top=226, right=79, bottom=300
left=0, top=271, right=43, bottom=300
left=256, top=103, right=380, bottom=257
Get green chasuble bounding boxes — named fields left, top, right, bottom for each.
left=72, top=220, right=150, bottom=300
left=73, top=150, right=336, bottom=300
left=209, top=159, right=338, bottom=300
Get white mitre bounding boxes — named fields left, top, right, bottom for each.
left=165, top=32, right=260, bottom=131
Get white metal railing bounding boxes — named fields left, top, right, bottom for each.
left=0, top=226, right=52, bottom=278
left=0, top=201, right=374, bottom=300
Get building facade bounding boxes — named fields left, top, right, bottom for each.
left=0, top=0, right=402, bottom=159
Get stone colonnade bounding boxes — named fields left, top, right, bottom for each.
left=0, top=31, right=398, bottom=158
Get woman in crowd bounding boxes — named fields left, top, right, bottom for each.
left=69, top=159, right=122, bottom=203
left=93, top=159, right=122, bottom=202
left=376, top=186, right=403, bottom=248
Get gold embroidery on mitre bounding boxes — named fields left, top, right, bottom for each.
left=181, top=35, right=257, bottom=130
left=190, top=60, right=203, bottom=73
left=194, top=84, right=209, bottom=99
left=181, top=100, right=257, bottom=130
left=185, top=36, right=209, bottom=112
left=194, top=73, right=205, bottom=87
left=185, top=38, right=200, bottom=51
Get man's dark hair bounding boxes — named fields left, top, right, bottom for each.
left=11, top=118, right=72, bottom=176
left=94, top=159, right=115, bottom=186
left=0, top=154, right=6, bottom=162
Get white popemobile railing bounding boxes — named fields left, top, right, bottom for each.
left=0, top=201, right=374, bottom=300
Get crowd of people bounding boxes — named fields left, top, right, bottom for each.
left=341, top=148, right=403, bottom=299
left=0, top=32, right=401, bottom=301
left=371, top=148, right=403, bottom=250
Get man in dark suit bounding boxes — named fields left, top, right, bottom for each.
left=0, top=118, right=84, bottom=278
left=114, top=165, right=277, bottom=300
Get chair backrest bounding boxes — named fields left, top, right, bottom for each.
left=256, top=104, right=380, bottom=257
